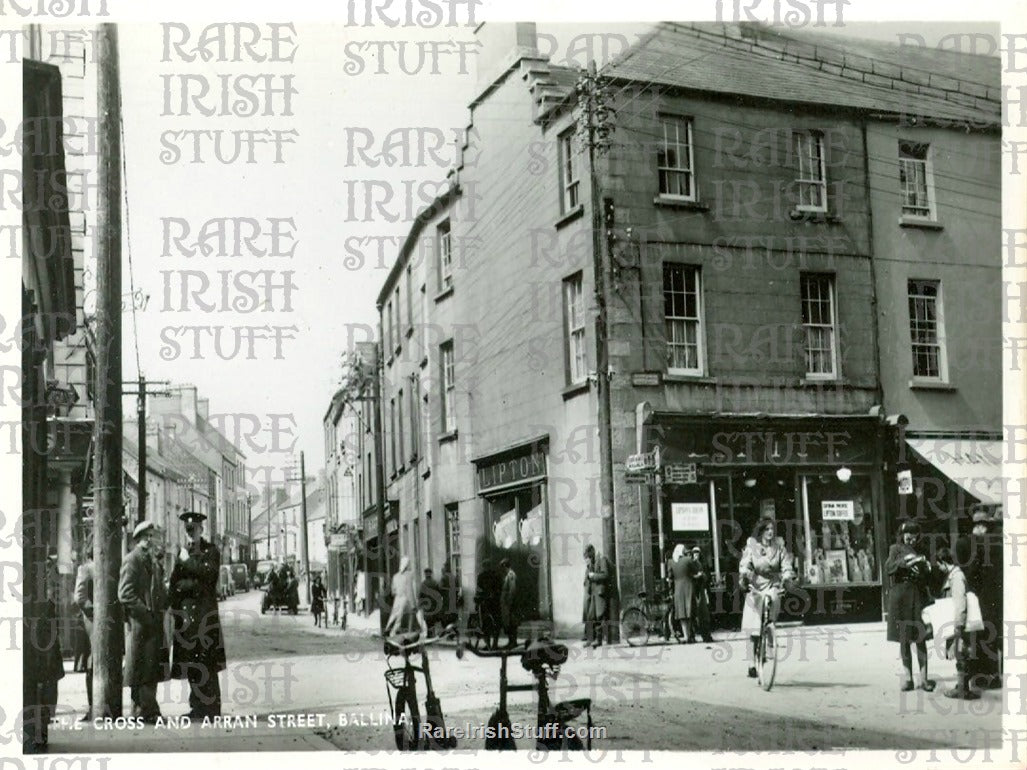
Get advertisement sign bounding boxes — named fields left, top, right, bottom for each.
left=821, top=500, right=855, bottom=521
left=897, top=469, right=913, bottom=495
left=671, top=502, right=709, bottom=531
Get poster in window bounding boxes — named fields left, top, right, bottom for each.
left=825, top=549, right=849, bottom=583
left=493, top=510, right=518, bottom=548
left=760, top=498, right=776, bottom=520
left=671, top=502, right=709, bottom=531
left=519, top=504, right=544, bottom=546
left=821, top=500, right=855, bottom=521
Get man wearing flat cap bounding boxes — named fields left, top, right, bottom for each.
left=169, top=512, right=227, bottom=718
left=117, top=520, right=166, bottom=722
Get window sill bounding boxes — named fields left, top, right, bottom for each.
left=653, top=196, right=709, bottom=211
left=561, top=381, right=590, bottom=400
left=909, top=379, right=956, bottom=391
left=554, top=204, right=584, bottom=229
left=434, top=286, right=454, bottom=304
left=438, top=429, right=459, bottom=444
left=789, top=209, right=840, bottom=224
left=663, top=373, right=717, bottom=385
left=394, top=345, right=402, bottom=358
left=899, top=216, right=943, bottom=230
left=800, top=376, right=840, bottom=386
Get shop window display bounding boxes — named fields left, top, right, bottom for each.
left=801, top=475, right=878, bottom=585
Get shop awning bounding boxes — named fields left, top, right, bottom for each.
left=904, top=437, right=1003, bottom=506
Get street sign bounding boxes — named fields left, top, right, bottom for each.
left=663, top=463, right=697, bottom=485
left=329, top=533, right=349, bottom=547
left=624, top=471, right=652, bottom=484
left=625, top=451, right=656, bottom=472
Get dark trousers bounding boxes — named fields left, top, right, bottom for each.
left=187, top=665, right=222, bottom=717
left=84, top=666, right=93, bottom=717
left=130, top=683, right=160, bottom=719
left=585, top=611, right=608, bottom=644
left=967, top=626, right=1002, bottom=685
left=693, top=599, right=713, bottom=641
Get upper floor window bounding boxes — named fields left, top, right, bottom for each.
left=899, top=141, right=933, bottom=219
left=393, top=286, right=401, bottom=351
left=563, top=272, right=587, bottom=385
left=440, top=341, right=455, bottom=433
left=397, top=388, right=405, bottom=470
left=908, top=279, right=947, bottom=381
left=800, top=273, right=838, bottom=379
left=657, top=116, right=695, bottom=200
left=437, top=219, right=453, bottom=291
left=793, top=130, right=827, bottom=212
left=384, top=301, right=392, bottom=358
left=663, top=263, right=703, bottom=375
left=559, top=130, right=580, bottom=213
left=405, top=265, right=414, bottom=335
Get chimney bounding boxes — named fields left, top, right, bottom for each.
left=197, top=397, right=210, bottom=423
left=474, top=22, right=540, bottom=91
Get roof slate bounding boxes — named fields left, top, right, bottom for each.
left=604, top=22, right=999, bottom=127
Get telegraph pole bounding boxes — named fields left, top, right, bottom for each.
left=123, top=376, right=170, bottom=524
left=577, top=60, right=618, bottom=641
left=300, top=452, right=310, bottom=600
left=92, top=23, right=124, bottom=717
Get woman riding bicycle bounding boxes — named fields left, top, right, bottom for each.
left=738, top=519, right=796, bottom=678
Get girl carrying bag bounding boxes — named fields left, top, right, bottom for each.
left=921, top=592, right=985, bottom=640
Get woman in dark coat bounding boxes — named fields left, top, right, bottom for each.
left=667, top=544, right=695, bottom=643
left=886, top=520, right=935, bottom=691
left=169, top=512, right=227, bottom=718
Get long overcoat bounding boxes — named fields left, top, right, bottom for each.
left=169, top=539, right=227, bottom=680
left=117, top=546, right=165, bottom=687
left=582, top=554, right=612, bottom=621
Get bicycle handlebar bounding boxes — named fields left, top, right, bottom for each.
left=456, top=642, right=524, bottom=659
left=385, top=628, right=457, bottom=655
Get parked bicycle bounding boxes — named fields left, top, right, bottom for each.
left=458, top=639, right=594, bottom=751
left=383, top=627, right=458, bottom=750
left=619, top=587, right=674, bottom=647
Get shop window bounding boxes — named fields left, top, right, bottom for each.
left=483, top=483, right=548, bottom=620
left=801, top=474, right=878, bottom=585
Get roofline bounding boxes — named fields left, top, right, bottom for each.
left=375, top=182, right=461, bottom=307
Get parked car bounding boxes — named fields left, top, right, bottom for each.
left=252, top=560, right=276, bottom=589
left=229, top=563, right=249, bottom=593
left=217, top=565, right=235, bottom=601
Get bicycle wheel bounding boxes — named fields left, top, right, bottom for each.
left=620, top=607, right=649, bottom=647
left=393, top=685, right=421, bottom=750
left=759, top=623, right=778, bottom=691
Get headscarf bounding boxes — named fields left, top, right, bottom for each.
left=672, top=544, right=685, bottom=562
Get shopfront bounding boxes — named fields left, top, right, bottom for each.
left=472, top=437, right=552, bottom=622
left=644, top=414, right=887, bottom=625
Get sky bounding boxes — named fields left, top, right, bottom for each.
left=111, top=17, right=1003, bottom=489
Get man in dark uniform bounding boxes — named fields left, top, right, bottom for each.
left=957, top=506, right=1003, bottom=690
left=169, top=512, right=227, bottom=718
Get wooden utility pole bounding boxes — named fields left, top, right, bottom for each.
left=300, top=452, right=310, bottom=601
left=92, top=23, right=124, bottom=717
left=579, top=61, right=618, bottom=641
left=123, top=376, right=171, bottom=525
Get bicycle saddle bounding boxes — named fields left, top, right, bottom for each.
left=521, top=640, right=569, bottom=672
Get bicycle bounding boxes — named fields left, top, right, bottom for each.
left=619, top=587, right=674, bottom=647
left=383, top=628, right=458, bottom=751
left=458, top=639, right=593, bottom=751
left=749, top=584, right=802, bottom=691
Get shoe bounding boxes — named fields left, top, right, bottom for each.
left=920, top=679, right=936, bottom=692
left=900, top=681, right=915, bottom=692
left=141, top=713, right=162, bottom=725
left=703, top=637, right=714, bottom=643
left=748, top=667, right=758, bottom=679
left=944, top=688, right=980, bottom=700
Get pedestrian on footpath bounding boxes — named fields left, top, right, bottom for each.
left=499, top=558, right=518, bottom=648
left=418, top=568, right=443, bottom=635
left=668, top=544, right=695, bottom=643
left=169, top=512, right=227, bottom=718
left=73, top=545, right=95, bottom=720
left=438, top=559, right=461, bottom=631
left=934, top=547, right=980, bottom=700
left=689, top=546, right=714, bottom=643
left=885, top=520, right=936, bottom=692
left=311, top=573, right=328, bottom=627
left=117, top=521, right=164, bottom=723
left=475, top=558, right=501, bottom=650
left=582, top=544, right=611, bottom=648
left=957, top=506, right=1003, bottom=690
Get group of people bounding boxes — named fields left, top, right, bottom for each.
left=885, top=513, right=1003, bottom=700
left=666, top=543, right=715, bottom=645
left=73, top=511, right=227, bottom=723
left=383, top=557, right=467, bottom=643
left=473, top=558, right=519, bottom=649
